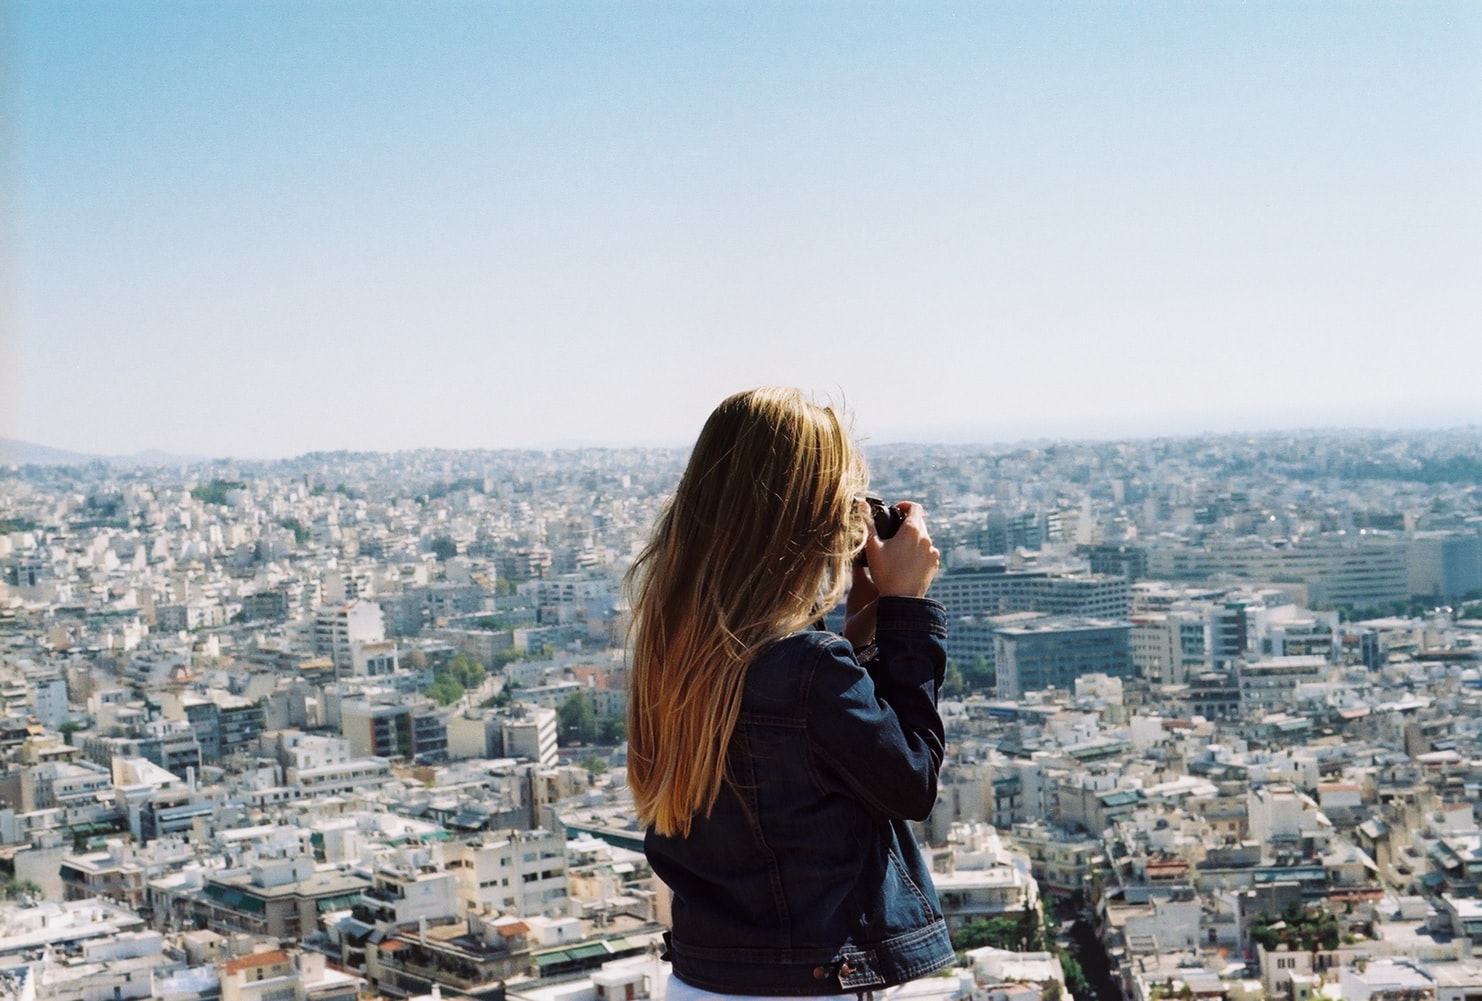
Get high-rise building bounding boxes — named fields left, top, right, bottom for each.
left=993, top=617, right=1133, bottom=700
left=1407, top=531, right=1482, bottom=599
left=313, top=601, right=386, bottom=673
left=1077, top=543, right=1149, bottom=581
left=502, top=707, right=559, bottom=766
left=28, top=670, right=68, bottom=730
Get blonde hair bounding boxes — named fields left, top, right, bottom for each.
left=625, top=388, right=870, bottom=837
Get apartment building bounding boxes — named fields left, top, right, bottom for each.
left=313, top=601, right=386, bottom=672
left=443, top=827, right=570, bottom=918
left=340, top=701, right=448, bottom=762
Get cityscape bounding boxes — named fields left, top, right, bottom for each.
left=1, top=425, right=1481, bottom=1001
left=8, top=4, right=1479, bottom=1001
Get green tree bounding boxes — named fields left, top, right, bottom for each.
left=1059, top=952, right=1090, bottom=998
left=1251, top=904, right=1340, bottom=954
left=423, top=652, right=486, bottom=705
left=962, top=654, right=996, bottom=692
left=1015, top=901, right=1047, bottom=951
left=429, top=537, right=458, bottom=561
left=599, top=715, right=627, bottom=744
left=190, top=479, right=244, bottom=505
left=557, top=691, right=598, bottom=745
left=953, top=916, right=1022, bottom=952
left=425, top=677, right=464, bottom=706
left=447, top=652, right=486, bottom=690
left=941, top=662, right=967, bottom=699
left=951, top=901, right=1049, bottom=953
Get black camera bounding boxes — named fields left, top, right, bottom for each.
left=863, top=494, right=905, bottom=540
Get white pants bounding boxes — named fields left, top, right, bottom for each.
left=663, top=972, right=874, bottom=1001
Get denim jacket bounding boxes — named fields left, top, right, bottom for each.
left=646, top=596, right=956, bottom=995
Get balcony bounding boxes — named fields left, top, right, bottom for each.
left=362, top=884, right=402, bottom=905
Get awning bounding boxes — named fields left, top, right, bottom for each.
left=316, top=892, right=363, bottom=912
left=204, top=884, right=267, bottom=915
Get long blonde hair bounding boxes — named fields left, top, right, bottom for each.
left=625, top=388, right=869, bottom=837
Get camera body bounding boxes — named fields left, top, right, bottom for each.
left=863, top=495, right=905, bottom=541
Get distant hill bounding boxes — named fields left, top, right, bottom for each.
left=0, top=438, right=206, bottom=467
left=0, top=438, right=102, bottom=465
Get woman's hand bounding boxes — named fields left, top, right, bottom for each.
left=862, top=501, right=940, bottom=598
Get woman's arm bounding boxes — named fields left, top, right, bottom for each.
left=805, top=596, right=947, bottom=821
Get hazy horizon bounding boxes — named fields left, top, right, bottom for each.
left=6, top=407, right=1482, bottom=467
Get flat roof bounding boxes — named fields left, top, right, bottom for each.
left=224, top=950, right=290, bottom=973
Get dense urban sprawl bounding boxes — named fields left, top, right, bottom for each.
left=1, top=428, right=1481, bottom=1001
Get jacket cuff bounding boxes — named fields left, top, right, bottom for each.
left=875, top=596, right=948, bottom=639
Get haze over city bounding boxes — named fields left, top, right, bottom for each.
left=5, top=4, right=1480, bottom=458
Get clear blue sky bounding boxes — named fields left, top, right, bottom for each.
left=5, top=2, right=1480, bottom=457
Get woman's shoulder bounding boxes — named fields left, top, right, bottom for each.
left=744, top=629, right=861, bottom=704
left=761, top=626, right=854, bottom=663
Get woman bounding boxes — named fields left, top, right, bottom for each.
left=626, top=388, right=955, bottom=996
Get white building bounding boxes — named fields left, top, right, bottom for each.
left=26, top=669, right=69, bottom=729
left=359, top=863, right=460, bottom=927
left=444, top=827, right=569, bottom=917
left=279, top=733, right=392, bottom=795
left=503, top=707, right=558, bottom=766
left=314, top=601, right=386, bottom=672
left=932, top=824, right=1039, bottom=934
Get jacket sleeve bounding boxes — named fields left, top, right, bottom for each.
left=803, top=596, right=948, bottom=821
